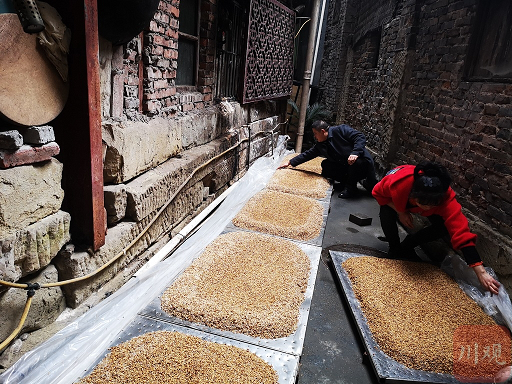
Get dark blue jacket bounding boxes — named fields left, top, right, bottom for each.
left=290, top=124, right=374, bottom=166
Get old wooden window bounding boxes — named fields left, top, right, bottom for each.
left=177, top=0, right=200, bottom=85
left=242, top=0, right=295, bottom=103
left=465, top=0, right=512, bottom=82
left=215, top=0, right=248, bottom=100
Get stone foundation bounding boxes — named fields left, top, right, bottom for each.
left=0, top=159, right=64, bottom=236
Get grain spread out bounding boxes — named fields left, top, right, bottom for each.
left=161, top=231, right=311, bottom=339
left=232, top=189, right=324, bottom=241
left=342, top=256, right=497, bottom=374
left=76, top=331, right=278, bottom=384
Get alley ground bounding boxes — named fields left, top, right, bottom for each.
left=297, top=183, right=386, bottom=384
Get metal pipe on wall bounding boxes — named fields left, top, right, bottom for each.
left=294, top=0, right=322, bottom=153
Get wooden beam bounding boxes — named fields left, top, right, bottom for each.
left=51, top=0, right=105, bottom=250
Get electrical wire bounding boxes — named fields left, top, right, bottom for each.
left=295, top=18, right=311, bottom=39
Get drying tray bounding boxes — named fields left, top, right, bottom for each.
left=223, top=192, right=331, bottom=247
left=139, top=238, right=322, bottom=356
left=77, top=315, right=299, bottom=384
left=330, top=250, right=460, bottom=384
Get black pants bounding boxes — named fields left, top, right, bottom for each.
left=321, top=158, right=377, bottom=191
left=379, top=204, right=449, bottom=249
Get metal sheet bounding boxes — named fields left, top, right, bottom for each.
left=330, top=250, right=460, bottom=384
left=79, top=315, right=299, bottom=384
left=139, top=239, right=322, bottom=356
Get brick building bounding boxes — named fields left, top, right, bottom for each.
left=0, top=0, right=300, bottom=366
left=318, top=0, right=512, bottom=290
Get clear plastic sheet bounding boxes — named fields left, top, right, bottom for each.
left=441, top=254, right=512, bottom=331
left=0, top=137, right=293, bottom=384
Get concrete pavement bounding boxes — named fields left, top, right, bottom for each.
left=297, top=184, right=388, bottom=383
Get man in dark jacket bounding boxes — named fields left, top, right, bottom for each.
left=279, top=120, right=377, bottom=198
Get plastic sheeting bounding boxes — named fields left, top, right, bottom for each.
left=441, top=253, right=512, bottom=331
left=0, top=136, right=293, bottom=384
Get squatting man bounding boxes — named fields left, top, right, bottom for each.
left=278, top=120, right=378, bottom=198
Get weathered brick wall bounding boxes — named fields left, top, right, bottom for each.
left=123, top=0, right=216, bottom=117
left=395, top=0, right=512, bottom=238
left=318, top=0, right=356, bottom=118
left=319, top=0, right=512, bottom=289
left=198, top=0, right=216, bottom=102
left=320, top=0, right=417, bottom=164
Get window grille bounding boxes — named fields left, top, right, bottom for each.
left=242, top=0, right=295, bottom=103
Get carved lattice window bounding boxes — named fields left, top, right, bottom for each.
left=242, top=0, right=295, bottom=103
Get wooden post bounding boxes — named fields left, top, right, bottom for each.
left=51, top=0, right=106, bottom=250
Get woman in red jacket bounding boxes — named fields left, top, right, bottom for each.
left=372, top=161, right=500, bottom=294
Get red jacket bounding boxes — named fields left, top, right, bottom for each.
left=372, top=165, right=477, bottom=251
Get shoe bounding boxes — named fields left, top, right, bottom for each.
left=400, top=247, right=421, bottom=262
left=361, top=178, right=376, bottom=193
left=387, top=246, right=400, bottom=259
left=338, top=188, right=359, bottom=199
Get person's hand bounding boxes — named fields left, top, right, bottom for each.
left=347, top=154, right=358, bottom=165
left=278, top=160, right=291, bottom=169
left=398, top=211, right=414, bottom=229
left=473, top=264, right=500, bottom=295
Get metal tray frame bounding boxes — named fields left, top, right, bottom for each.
left=330, top=250, right=460, bottom=384
left=140, top=239, right=322, bottom=356
left=78, top=316, right=300, bottom=384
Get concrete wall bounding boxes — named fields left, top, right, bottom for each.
left=318, top=0, right=512, bottom=291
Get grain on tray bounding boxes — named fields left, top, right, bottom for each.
left=161, top=231, right=311, bottom=339
left=267, top=168, right=330, bottom=199
left=283, top=154, right=325, bottom=174
left=232, top=189, right=324, bottom=241
left=341, top=256, right=497, bottom=374
left=76, top=331, right=278, bottom=384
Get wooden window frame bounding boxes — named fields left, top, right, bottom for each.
left=177, top=0, right=200, bottom=87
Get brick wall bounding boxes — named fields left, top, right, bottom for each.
left=318, top=0, right=512, bottom=287
left=318, top=0, right=356, bottom=117
left=321, top=0, right=417, bottom=162
left=122, top=0, right=216, bottom=118
left=395, top=0, right=512, bottom=237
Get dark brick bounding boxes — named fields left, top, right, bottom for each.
left=487, top=205, right=511, bottom=225
left=498, top=106, right=512, bottom=117
left=484, top=104, right=499, bottom=115
left=497, top=128, right=512, bottom=140
left=498, top=118, right=512, bottom=129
